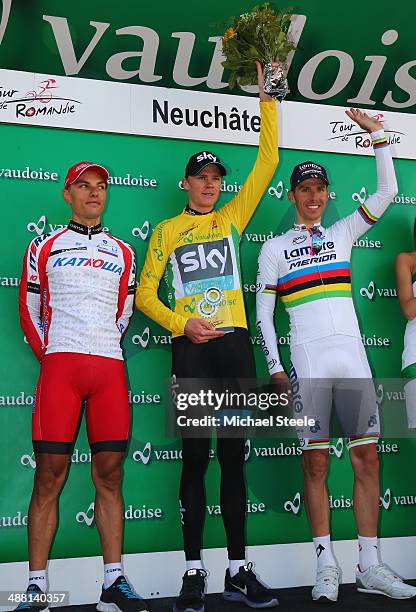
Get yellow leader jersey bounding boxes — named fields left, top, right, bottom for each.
left=136, top=101, right=278, bottom=337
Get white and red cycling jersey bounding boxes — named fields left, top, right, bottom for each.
left=19, top=220, right=136, bottom=361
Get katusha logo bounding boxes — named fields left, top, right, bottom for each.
left=0, top=76, right=81, bottom=119
left=328, top=114, right=404, bottom=149
left=132, top=220, right=152, bottom=241
left=360, top=280, right=397, bottom=301
left=284, top=492, right=302, bottom=515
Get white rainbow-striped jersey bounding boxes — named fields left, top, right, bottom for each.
left=256, top=130, right=397, bottom=374
left=19, top=220, right=136, bottom=361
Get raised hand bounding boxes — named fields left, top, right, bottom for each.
left=345, top=108, right=384, bottom=133
left=256, top=59, right=280, bottom=102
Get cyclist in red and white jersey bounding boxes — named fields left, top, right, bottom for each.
left=257, top=109, right=416, bottom=602
left=18, top=162, right=149, bottom=612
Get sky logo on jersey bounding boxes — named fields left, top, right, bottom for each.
left=52, top=256, right=122, bottom=275
left=176, top=239, right=233, bottom=282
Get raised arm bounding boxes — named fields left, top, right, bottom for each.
left=220, top=62, right=279, bottom=234
left=396, top=252, right=416, bottom=321
left=334, top=109, right=398, bottom=242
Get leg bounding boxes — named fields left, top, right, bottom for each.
left=179, top=437, right=211, bottom=560
left=29, top=354, right=84, bottom=573
left=217, top=437, right=246, bottom=560
left=349, top=442, right=379, bottom=536
left=28, top=453, right=69, bottom=570
left=91, top=451, right=125, bottom=563
left=302, top=448, right=330, bottom=536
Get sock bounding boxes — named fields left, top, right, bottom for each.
left=358, top=535, right=378, bottom=571
left=313, top=535, right=336, bottom=569
left=104, top=563, right=123, bottom=589
left=186, top=560, right=203, bottom=572
left=229, top=559, right=246, bottom=577
left=28, top=570, right=47, bottom=593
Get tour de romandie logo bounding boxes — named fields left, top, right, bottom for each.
left=328, top=113, right=404, bottom=150
left=0, top=76, right=81, bottom=119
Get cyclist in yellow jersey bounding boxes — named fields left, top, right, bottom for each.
left=137, top=62, right=279, bottom=612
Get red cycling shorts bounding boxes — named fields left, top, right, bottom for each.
left=32, top=352, right=130, bottom=455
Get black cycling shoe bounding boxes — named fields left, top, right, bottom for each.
left=173, top=569, right=207, bottom=612
left=13, top=584, right=49, bottom=611
left=223, top=563, right=279, bottom=608
left=96, top=575, right=150, bottom=611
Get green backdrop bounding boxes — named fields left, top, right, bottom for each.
left=1, top=119, right=416, bottom=563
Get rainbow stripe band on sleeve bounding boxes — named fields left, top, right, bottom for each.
left=372, top=136, right=388, bottom=149
left=263, top=284, right=278, bottom=294
left=357, top=203, right=378, bottom=225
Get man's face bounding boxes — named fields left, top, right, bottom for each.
left=182, top=164, right=222, bottom=212
left=288, top=178, right=329, bottom=226
left=62, top=169, right=107, bottom=225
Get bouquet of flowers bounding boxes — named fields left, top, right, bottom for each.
left=221, top=3, right=294, bottom=100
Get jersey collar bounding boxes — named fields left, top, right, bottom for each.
left=68, top=220, right=102, bottom=235
left=292, top=222, right=323, bottom=232
left=184, top=205, right=214, bottom=216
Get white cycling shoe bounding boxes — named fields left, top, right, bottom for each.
left=312, top=565, right=340, bottom=602
left=356, top=564, right=416, bottom=599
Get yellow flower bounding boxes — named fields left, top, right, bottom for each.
left=223, top=27, right=237, bottom=43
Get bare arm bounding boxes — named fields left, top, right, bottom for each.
left=396, top=252, right=416, bottom=321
